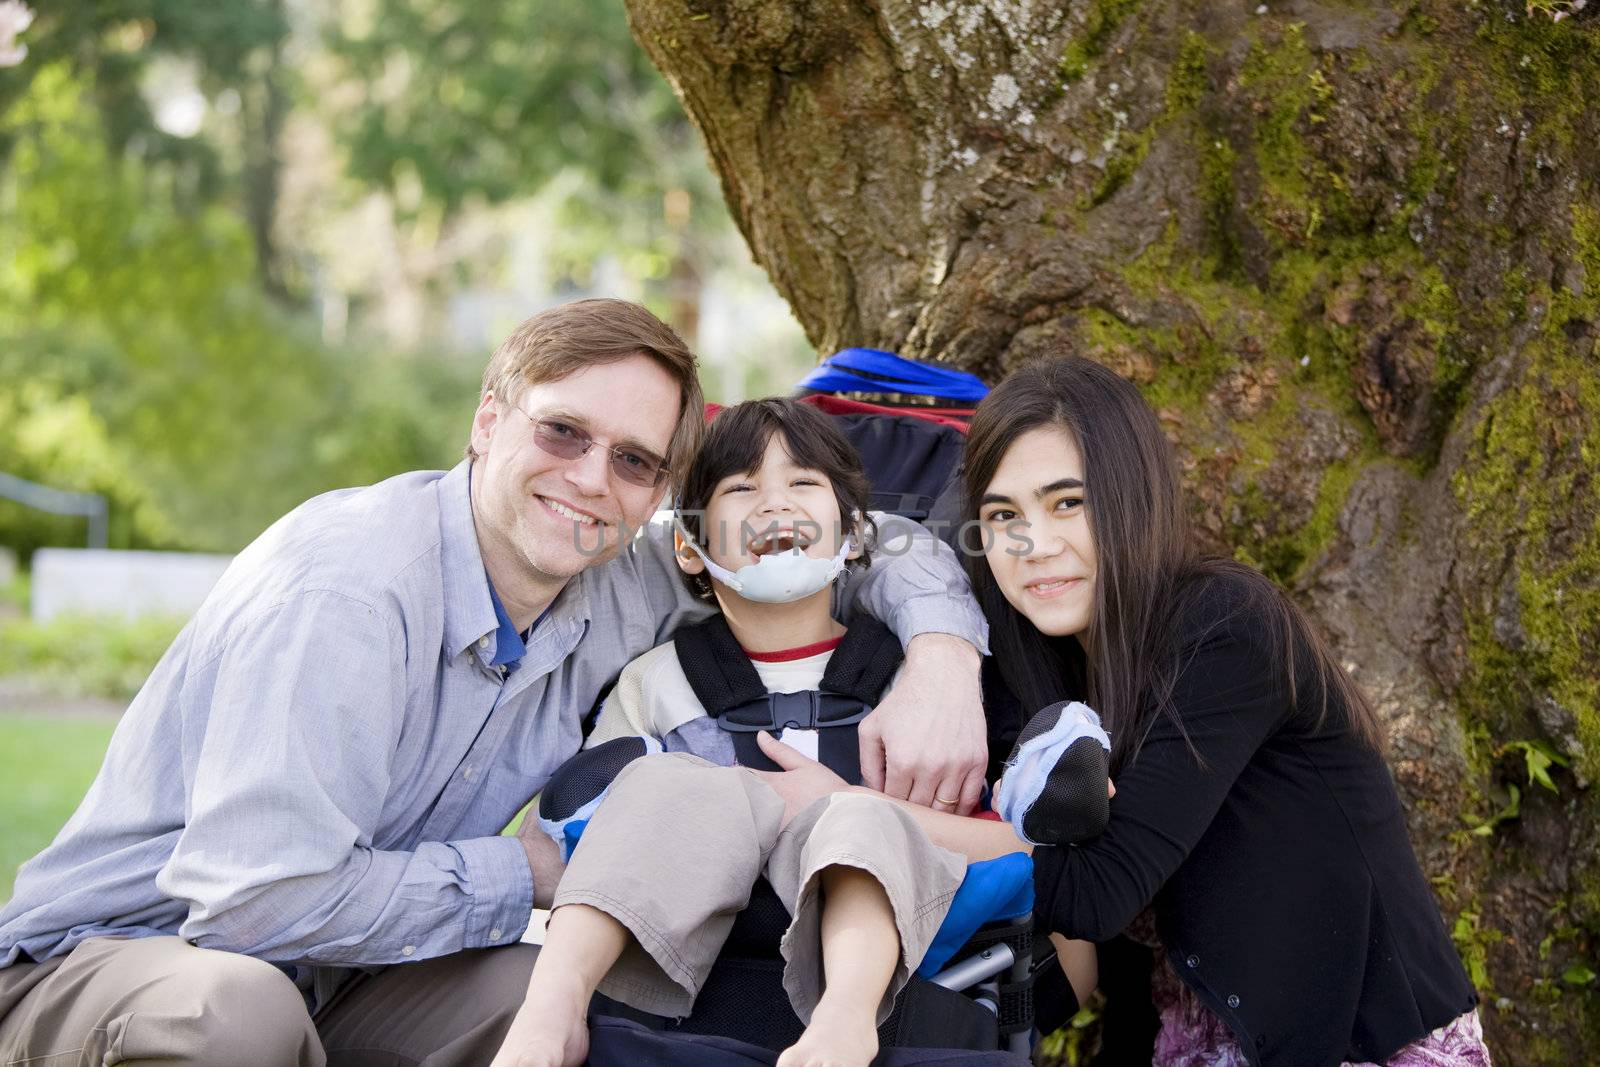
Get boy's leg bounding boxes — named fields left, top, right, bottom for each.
left=546, top=753, right=785, bottom=1017
left=775, top=865, right=898, bottom=1067
left=491, top=910, right=621, bottom=1067
left=765, top=792, right=966, bottom=1027
left=0, top=936, right=323, bottom=1066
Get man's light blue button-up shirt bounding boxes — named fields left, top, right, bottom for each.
left=0, top=461, right=986, bottom=998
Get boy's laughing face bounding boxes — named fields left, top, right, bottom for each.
left=678, top=434, right=856, bottom=600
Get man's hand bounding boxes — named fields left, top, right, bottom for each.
left=746, top=731, right=850, bottom=829
left=515, top=815, right=568, bottom=910
left=859, top=633, right=987, bottom=814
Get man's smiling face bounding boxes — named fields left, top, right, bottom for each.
left=469, top=353, right=681, bottom=591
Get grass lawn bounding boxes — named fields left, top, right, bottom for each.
left=0, top=713, right=117, bottom=903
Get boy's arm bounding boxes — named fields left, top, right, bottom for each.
left=584, top=652, right=657, bottom=748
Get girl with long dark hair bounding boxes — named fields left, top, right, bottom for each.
left=962, top=356, right=1489, bottom=1066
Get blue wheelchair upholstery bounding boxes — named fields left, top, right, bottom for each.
left=916, top=851, right=1035, bottom=978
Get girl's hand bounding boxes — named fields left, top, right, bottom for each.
left=747, top=731, right=850, bottom=828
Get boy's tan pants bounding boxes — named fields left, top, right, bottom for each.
left=552, top=752, right=967, bottom=1026
left=0, top=933, right=542, bottom=1065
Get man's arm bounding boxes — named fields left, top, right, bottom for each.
left=156, top=590, right=536, bottom=965
left=843, top=515, right=990, bottom=813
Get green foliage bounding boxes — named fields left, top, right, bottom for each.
left=1, top=64, right=479, bottom=555
left=1467, top=781, right=1521, bottom=837
left=0, top=567, right=25, bottom=610
left=325, top=0, right=730, bottom=297
left=1452, top=910, right=1504, bottom=992
left=0, top=0, right=289, bottom=167
left=1563, top=965, right=1597, bottom=987
left=0, top=714, right=118, bottom=903
left=329, top=0, right=682, bottom=212
left=1034, top=1002, right=1102, bottom=1066
left=1500, top=739, right=1571, bottom=794
left=0, top=613, right=185, bottom=700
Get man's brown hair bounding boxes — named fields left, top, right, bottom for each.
left=470, top=298, right=704, bottom=479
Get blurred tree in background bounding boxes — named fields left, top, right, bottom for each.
left=323, top=0, right=734, bottom=343
left=0, top=0, right=807, bottom=561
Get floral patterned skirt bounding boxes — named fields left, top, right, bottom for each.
left=1149, top=954, right=1493, bottom=1067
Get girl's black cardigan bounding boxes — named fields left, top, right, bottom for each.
left=1025, top=573, right=1476, bottom=1067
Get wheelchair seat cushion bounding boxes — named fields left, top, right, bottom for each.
left=916, top=851, right=1035, bottom=978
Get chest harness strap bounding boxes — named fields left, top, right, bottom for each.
left=672, top=614, right=904, bottom=785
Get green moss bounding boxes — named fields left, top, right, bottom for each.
left=1057, top=0, right=1143, bottom=84
left=1554, top=202, right=1600, bottom=326
left=1236, top=23, right=1362, bottom=250
left=1186, top=121, right=1241, bottom=278
left=1452, top=334, right=1600, bottom=783
left=1082, top=27, right=1208, bottom=210
left=1087, top=127, right=1151, bottom=207
left=1165, top=31, right=1210, bottom=115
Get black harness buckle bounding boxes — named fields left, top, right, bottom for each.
left=719, top=691, right=873, bottom=733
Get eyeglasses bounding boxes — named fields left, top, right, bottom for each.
left=515, top=408, right=670, bottom=489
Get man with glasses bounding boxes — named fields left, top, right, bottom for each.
left=0, top=299, right=990, bottom=1066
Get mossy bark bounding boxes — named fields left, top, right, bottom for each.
left=624, top=1, right=1600, bottom=1059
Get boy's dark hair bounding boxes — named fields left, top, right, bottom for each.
left=677, top=398, right=875, bottom=601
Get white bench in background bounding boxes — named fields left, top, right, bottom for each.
left=31, top=549, right=234, bottom=622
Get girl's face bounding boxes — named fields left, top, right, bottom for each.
left=977, top=425, right=1098, bottom=640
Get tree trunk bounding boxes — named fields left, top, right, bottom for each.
left=624, top=0, right=1600, bottom=1060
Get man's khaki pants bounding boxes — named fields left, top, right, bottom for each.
left=0, top=934, right=540, bottom=1066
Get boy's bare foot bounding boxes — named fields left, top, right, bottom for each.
left=776, top=1000, right=880, bottom=1067
left=487, top=980, right=590, bottom=1067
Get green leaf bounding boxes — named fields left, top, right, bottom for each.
left=1468, top=783, right=1522, bottom=836
left=1561, top=966, right=1596, bottom=986
left=1498, top=739, right=1569, bottom=794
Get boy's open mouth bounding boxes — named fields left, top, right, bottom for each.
left=746, top=528, right=813, bottom=557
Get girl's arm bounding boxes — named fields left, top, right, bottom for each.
left=842, top=785, right=1029, bottom=862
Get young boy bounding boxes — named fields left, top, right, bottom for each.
left=491, top=399, right=1100, bottom=1067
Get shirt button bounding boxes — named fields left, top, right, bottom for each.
left=478, top=635, right=490, bottom=649
left=1186, top=955, right=1199, bottom=969
left=490, top=927, right=503, bottom=941
left=401, top=945, right=415, bottom=957
left=462, top=767, right=475, bottom=780
left=1227, top=994, right=1241, bottom=1009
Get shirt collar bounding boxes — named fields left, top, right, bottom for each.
left=439, top=460, right=499, bottom=660
left=486, top=581, right=528, bottom=668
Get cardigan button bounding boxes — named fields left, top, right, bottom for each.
left=1185, top=955, right=1199, bottom=969
left=1227, top=994, right=1241, bottom=1009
